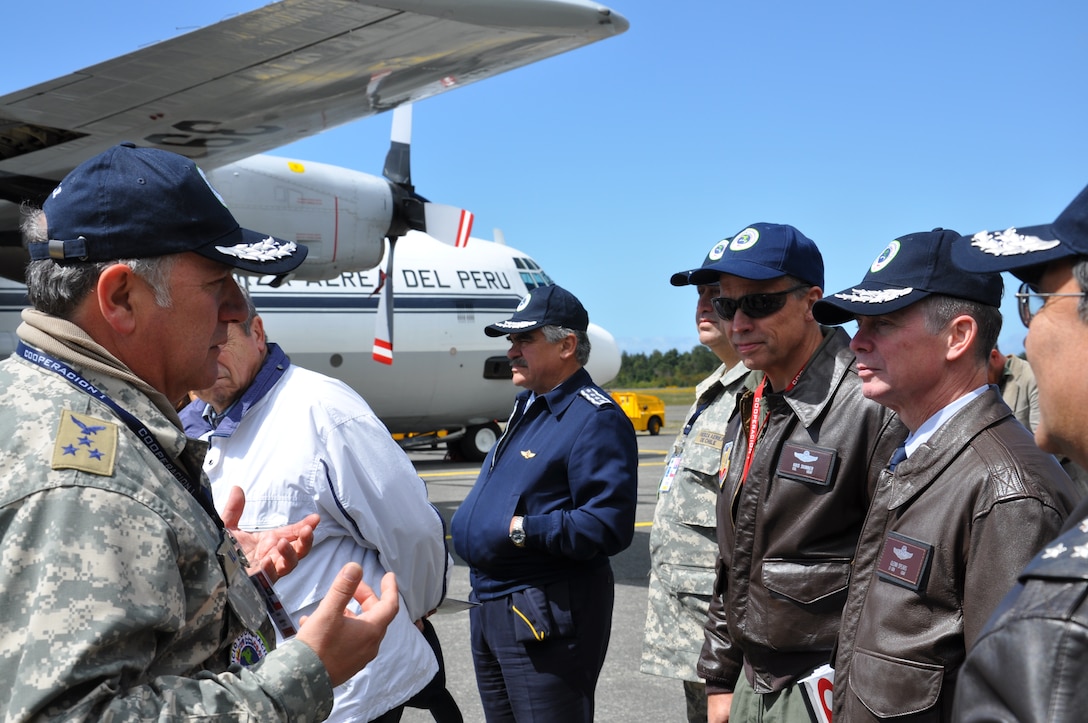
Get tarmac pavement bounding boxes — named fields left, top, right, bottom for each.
left=400, top=405, right=690, bottom=722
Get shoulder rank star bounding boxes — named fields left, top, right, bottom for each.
left=520, top=450, right=536, bottom=459
left=52, top=411, right=118, bottom=476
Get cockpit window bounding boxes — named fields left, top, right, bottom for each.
left=515, top=257, right=552, bottom=289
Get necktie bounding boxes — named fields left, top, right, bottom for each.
left=888, top=444, right=908, bottom=472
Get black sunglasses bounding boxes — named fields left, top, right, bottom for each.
left=711, top=284, right=808, bottom=321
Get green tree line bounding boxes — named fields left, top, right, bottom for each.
left=612, top=345, right=721, bottom=388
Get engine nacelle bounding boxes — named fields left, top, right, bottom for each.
left=206, top=154, right=394, bottom=281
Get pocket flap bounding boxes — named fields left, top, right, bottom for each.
left=761, top=559, right=851, bottom=605
left=510, top=580, right=575, bottom=643
left=849, top=649, right=943, bottom=718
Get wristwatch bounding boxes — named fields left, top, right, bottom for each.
left=509, top=516, right=526, bottom=547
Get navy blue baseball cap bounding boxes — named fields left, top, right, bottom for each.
left=670, top=237, right=733, bottom=286
left=485, top=284, right=589, bottom=337
left=952, top=182, right=1088, bottom=282
left=32, top=142, right=307, bottom=275
left=685, top=223, right=824, bottom=289
left=814, top=228, right=1004, bottom=325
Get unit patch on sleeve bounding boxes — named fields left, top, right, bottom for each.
left=52, top=411, right=118, bottom=477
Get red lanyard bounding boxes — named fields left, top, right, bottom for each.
left=739, top=366, right=805, bottom=484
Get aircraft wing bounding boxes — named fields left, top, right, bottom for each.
left=0, top=0, right=627, bottom=228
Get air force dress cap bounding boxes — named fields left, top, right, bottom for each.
left=814, top=228, right=1004, bottom=325
left=485, top=284, right=590, bottom=337
left=951, top=182, right=1088, bottom=282
left=671, top=237, right=734, bottom=286
left=684, top=222, right=824, bottom=289
left=33, top=142, right=307, bottom=276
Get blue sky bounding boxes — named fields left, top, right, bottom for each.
left=7, top=0, right=1088, bottom=355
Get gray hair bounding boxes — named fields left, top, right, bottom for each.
left=917, top=294, right=1003, bottom=365
left=1074, top=257, right=1088, bottom=324
left=235, top=283, right=260, bottom=336
left=21, top=205, right=175, bottom=318
left=540, top=324, right=591, bottom=366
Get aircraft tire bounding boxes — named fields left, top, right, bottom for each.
left=459, top=422, right=501, bottom=462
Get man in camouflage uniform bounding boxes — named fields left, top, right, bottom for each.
left=0, top=143, right=399, bottom=721
left=641, top=241, right=753, bottom=722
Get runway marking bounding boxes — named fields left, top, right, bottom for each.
left=419, top=469, right=477, bottom=479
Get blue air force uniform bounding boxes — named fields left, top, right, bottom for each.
left=451, top=291, right=638, bottom=722
left=453, top=367, right=637, bottom=596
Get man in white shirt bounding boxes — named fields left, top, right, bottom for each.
left=181, top=289, right=454, bottom=722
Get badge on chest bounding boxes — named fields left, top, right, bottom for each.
left=774, top=442, right=836, bottom=486
left=877, top=531, right=933, bottom=592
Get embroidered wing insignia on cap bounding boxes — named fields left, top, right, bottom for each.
left=970, top=229, right=1060, bottom=257
left=215, top=238, right=298, bottom=262
left=833, top=287, right=914, bottom=304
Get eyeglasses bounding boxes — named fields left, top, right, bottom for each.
left=1015, top=281, right=1088, bottom=328
left=711, top=284, right=808, bottom=321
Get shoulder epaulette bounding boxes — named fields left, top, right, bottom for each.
left=579, top=387, right=614, bottom=408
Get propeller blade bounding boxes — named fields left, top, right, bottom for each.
left=374, top=103, right=472, bottom=366
left=372, top=238, right=396, bottom=365
left=423, top=203, right=474, bottom=248
left=383, top=104, right=413, bottom=187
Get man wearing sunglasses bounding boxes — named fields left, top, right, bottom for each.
left=642, top=241, right=753, bottom=723
left=951, top=184, right=1088, bottom=721
left=695, top=223, right=904, bottom=723
left=812, top=228, right=1077, bottom=722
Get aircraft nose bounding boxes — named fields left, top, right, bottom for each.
left=585, top=322, right=621, bottom=386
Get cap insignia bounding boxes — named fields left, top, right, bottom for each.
left=215, top=238, right=297, bottom=262
left=833, top=287, right=914, bottom=304
left=870, top=240, right=901, bottom=273
left=495, top=319, right=537, bottom=330
left=970, top=228, right=1060, bottom=257
left=730, top=227, right=760, bottom=251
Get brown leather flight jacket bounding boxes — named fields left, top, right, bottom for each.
left=834, top=389, right=1078, bottom=722
left=698, top=327, right=904, bottom=695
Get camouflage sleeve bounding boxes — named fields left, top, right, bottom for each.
left=0, top=485, right=333, bottom=722
left=696, top=552, right=743, bottom=694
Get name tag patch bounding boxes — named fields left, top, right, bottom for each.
left=694, top=430, right=725, bottom=449
left=775, top=443, right=836, bottom=486
left=877, top=531, right=933, bottom=592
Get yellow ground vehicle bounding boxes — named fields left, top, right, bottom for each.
left=610, top=392, right=666, bottom=435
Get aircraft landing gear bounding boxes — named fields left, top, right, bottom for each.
left=456, top=422, right=501, bottom=462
